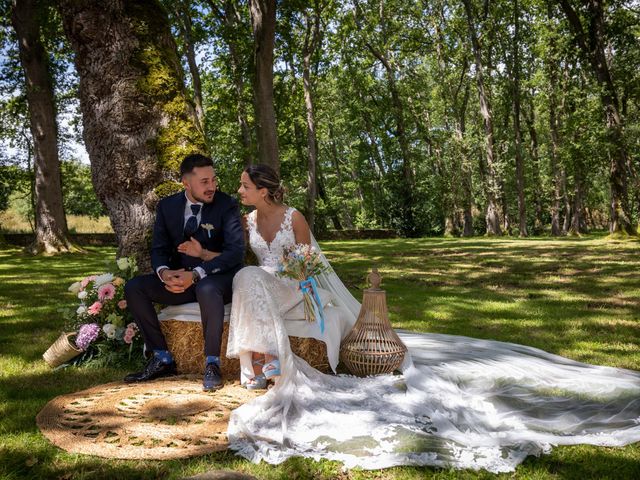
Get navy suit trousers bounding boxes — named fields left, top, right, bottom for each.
left=124, top=270, right=237, bottom=358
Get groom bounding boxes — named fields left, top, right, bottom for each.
left=124, top=153, right=244, bottom=391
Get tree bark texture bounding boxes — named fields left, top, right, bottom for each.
left=462, top=0, right=501, bottom=235
left=523, top=103, right=544, bottom=234
left=302, top=6, right=322, bottom=234
left=512, top=0, right=527, bottom=237
left=12, top=0, right=74, bottom=254
left=58, top=0, right=206, bottom=266
left=546, top=3, right=564, bottom=236
left=249, top=0, right=279, bottom=173
left=328, top=129, right=355, bottom=229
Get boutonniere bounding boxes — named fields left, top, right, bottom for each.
left=201, top=223, right=214, bottom=238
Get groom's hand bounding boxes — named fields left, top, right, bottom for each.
left=177, top=237, right=203, bottom=258
left=161, top=268, right=190, bottom=294
left=163, top=270, right=194, bottom=294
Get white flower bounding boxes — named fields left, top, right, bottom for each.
left=68, top=281, right=82, bottom=294
left=78, top=290, right=88, bottom=300
left=76, top=305, right=87, bottom=315
left=116, top=258, right=129, bottom=271
left=102, top=323, right=117, bottom=339
left=93, top=273, right=114, bottom=287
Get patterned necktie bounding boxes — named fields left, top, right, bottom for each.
left=183, top=204, right=201, bottom=238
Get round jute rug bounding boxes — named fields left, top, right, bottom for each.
left=36, top=377, right=261, bottom=460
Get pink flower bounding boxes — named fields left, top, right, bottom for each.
left=123, top=323, right=138, bottom=344
left=87, top=301, right=103, bottom=315
left=117, top=299, right=127, bottom=310
left=98, top=283, right=116, bottom=301
left=80, top=275, right=96, bottom=290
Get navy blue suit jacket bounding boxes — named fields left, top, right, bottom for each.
left=150, top=191, right=244, bottom=275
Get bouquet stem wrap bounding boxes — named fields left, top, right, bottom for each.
left=299, top=277, right=325, bottom=334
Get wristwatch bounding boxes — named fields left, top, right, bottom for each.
left=191, top=270, right=201, bottom=284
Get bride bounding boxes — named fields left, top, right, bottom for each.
left=225, top=164, right=640, bottom=473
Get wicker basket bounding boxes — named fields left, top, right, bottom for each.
left=43, top=332, right=83, bottom=368
left=340, top=269, right=407, bottom=376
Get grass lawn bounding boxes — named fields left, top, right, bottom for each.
left=1, top=235, right=639, bottom=479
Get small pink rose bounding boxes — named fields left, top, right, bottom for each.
left=87, top=301, right=103, bottom=315
left=126, top=322, right=137, bottom=330
left=118, top=299, right=127, bottom=310
left=98, top=283, right=116, bottom=301
left=123, top=327, right=136, bottom=344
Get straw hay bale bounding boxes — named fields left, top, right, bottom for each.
left=160, top=320, right=329, bottom=377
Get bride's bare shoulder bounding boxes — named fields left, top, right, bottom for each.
left=289, top=208, right=311, bottom=243
left=288, top=207, right=306, bottom=224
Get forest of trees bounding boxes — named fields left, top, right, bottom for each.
left=1, top=0, right=639, bottom=256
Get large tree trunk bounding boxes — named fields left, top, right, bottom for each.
left=512, top=0, right=527, bottom=237
left=523, top=102, right=544, bottom=234
left=549, top=104, right=563, bottom=236
left=462, top=0, right=501, bottom=235
left=12, top=0, right=75, bottom=255
left=328, top=128, right=355, bottom=229
left=249, top=0, right=279, bottom=173
left=458, top=84, right=474, bottom=237
left=209, top=0, right=253, bottom=166
left=302, top=5, right=322, bottom=234
left=569, top=168, right=587, bottom=235
left=59, top=0, right=206, bottom=267
left=556, top=0, right=635, bottom=235
left=546, top=4, right=564, bottom=236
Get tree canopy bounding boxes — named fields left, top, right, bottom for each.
left=1, top=0, right=639, bottom=245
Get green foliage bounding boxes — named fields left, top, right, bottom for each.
left=153, top=180, right=184, bottom=199
left=3, top=0, right=640, bottom=238
left=60, top=160, right=104, bottom=218
left=0, top=164, right=25, bottom=212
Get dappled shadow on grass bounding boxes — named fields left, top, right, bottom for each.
left=322, top=236, right=640, bottom=370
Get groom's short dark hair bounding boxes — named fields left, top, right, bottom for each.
left=180, top=153, right=214, bottom=177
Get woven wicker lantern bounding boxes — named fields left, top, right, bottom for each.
left=340, top=268, right=407, bottom=376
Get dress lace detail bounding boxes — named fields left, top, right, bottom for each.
left=246, top=207, right=295, bottom=272
left=225, top=211, right=640, bottom=473
left=226, top=207, right=302, bottom=359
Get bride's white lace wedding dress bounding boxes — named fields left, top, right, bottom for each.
left=227, top=207, right=640, bottom=473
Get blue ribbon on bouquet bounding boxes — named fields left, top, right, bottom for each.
left=299, top=277, right=326, bottom=334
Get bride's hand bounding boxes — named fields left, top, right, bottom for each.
left=178, top=237, right=203, bottom=258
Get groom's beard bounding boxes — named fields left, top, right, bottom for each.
left=193, top=190, right=216, bottom=204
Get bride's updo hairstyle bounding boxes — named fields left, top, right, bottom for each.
left=244, top=164, right=285, bottom=204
